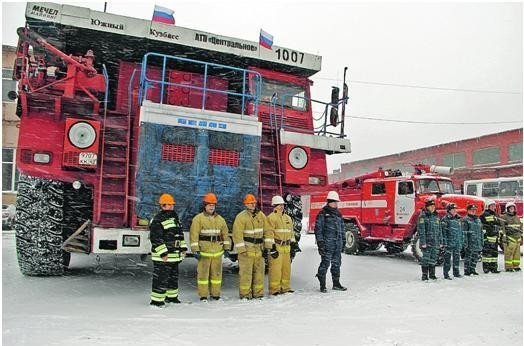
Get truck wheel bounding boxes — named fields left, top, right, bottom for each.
left=344, top=223, right=360, bottom=255
left=15, top=175, right=68, bottom=276
left=411, top=234, right=423, bottom=262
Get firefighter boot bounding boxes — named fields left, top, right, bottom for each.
left=332, top=277, right=347, bottom=291
left=421, top=266, right=429, bottom=281
left=429, top=266, right=437, bottom=280
left=316, top=274, right=327, bottom=293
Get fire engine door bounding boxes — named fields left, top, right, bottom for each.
left=394, top=181, right=415, bottom=224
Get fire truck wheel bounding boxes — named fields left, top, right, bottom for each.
left=344, top=223, right=360, bottom=255
left=14, top=175, right=68, bottom=276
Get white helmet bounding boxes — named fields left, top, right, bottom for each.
left=505, top=202, right=516, bottom=211
left=271, top=195, right=285, bottom=206
left=327, top=191, right=340, bottom=202
left=485, top=200, right=496, bottom=209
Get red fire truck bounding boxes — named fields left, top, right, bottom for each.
left=308, top=164, right=485, bottom=261
left=11, top=2, right=351, bottom=275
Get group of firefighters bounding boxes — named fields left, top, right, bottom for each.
left=148, top=189, right=522, bottom=306
left=417, top=199, right=522, bottom=281
left=149, top=190, right=348, bottom=307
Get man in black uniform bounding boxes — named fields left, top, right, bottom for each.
left=480, top=200, right=502, bottom=273
left=149, top=193, right=187, bottom=307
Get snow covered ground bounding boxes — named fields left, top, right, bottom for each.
left=2, top=230, right=522, bottom=346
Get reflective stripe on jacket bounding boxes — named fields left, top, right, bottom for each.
left=150, top=209, right=187, bottom=262
left=190, top=212, right=230, bottom=253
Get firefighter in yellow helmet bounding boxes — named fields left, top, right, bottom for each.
left=500, top=202, right=522, bottom=272
left=189, top=193, right=231, bottom=301
left=264, top=195, right=296, bottom=295
left=232, top=194, right=267, bottom=299
left=149, top=193, right=187, bottom=307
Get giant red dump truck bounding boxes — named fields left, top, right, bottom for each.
left=308, top=164, right=485, bottom=262
left=11, top=2, right=351, bottom=275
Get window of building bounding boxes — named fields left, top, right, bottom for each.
left=371, top=183, right=386, bottom=195
left=508, top=143, right=523, bottom=162
left=2, top=68, right=17, bottom=103
left=2, top=148, right=19, bottom=192
left=419, top=157, right=435, bottom=165
left=443, top=152, right=466, bottom=168
left=473, top=147, right=500, bottom=166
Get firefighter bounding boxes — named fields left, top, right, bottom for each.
left=149, top=193, right=187, bottom=307
left=417, top=199, right=443, bottom=281
left=232, top=194, right=266, bottom=299
left=314, top=191, right=347, bottom=292
left=189, top=193, right=231, bottom=301
left=441, top=203, right=464, bottom=279
left=500, top=202, right=522, bottom=272
left=264, top=195, right=296, bottom=295
left=480, top=200, right=502, bottom=273
left=462, top=204, right=483, bottom=276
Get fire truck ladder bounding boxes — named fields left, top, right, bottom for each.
left=258, top=97, right=283, bottom=214
left=94, top=67, right=133, bottom=227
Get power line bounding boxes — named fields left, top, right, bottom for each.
left=346, top=114, right=522, bottom=125
left=312, top=76, right=522, bottom=95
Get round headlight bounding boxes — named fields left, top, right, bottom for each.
left=288, top=147, right=308, bottom=170
left=68, top=122, right=97, bottom=149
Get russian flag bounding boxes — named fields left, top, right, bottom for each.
left=259, top=29, right=273, bottom=50
left=152, top=5, right=175, bottom=25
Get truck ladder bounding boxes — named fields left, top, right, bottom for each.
left=258, top=100, right=283, bottom=215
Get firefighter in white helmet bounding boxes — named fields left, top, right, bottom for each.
left=232, top=194, right=267, bottom=299
left=500, top=202, right=522, bottom=271
left=314, top=190, right=347, bottom=292
left=264, top=195, right=296, bottom=295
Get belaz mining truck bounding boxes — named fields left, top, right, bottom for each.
left=308, top=164, right=485, bottom=262
left=11, top=2, right=351, bottom=275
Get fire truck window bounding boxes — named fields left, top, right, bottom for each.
left=465, top=185, right=477, bottom=196
left=260, top=79, right=307, bottom=111
left=372, top=183, right=386, bottom=195
left=416, top=179, right=439, bottom=193
left=398, top=182, right=413, bottom=195
left=499, top=181, right=519, bottom=197
left=482, top=182, right=498, bottom=198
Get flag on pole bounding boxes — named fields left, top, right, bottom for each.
left=152, top=5, right=175, bottom=25
left=259, top=29, right=273, bottom=50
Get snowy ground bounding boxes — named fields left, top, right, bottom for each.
left=2, top=230, right=522, bottom=346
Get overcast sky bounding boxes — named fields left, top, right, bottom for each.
left=2, top=1, right=523, bottom=172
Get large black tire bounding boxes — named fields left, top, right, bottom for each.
left=15, top=175, right=67, bottom=276
left=344, top=223, right=360, bottom=254
left=411, top=234, right=444, bottom=266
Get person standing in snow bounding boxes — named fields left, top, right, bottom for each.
left=190, top=193, right=231, bottom=301
left=500, top=202, right=522, bottom=272
left=232, top=194, right=266, bottom=299
left=314, top=191, right=347, bottom=292
left=149, top=193, right=187, bottom=307
left=441, top=203, right=463, bottom=279
left=480, top=200, right=503, bottom=273
left=417, top=199, right=443, bottom=281
left=264, top=195, right=296, bottom=296
left=462, top=204, right=483, bottom=276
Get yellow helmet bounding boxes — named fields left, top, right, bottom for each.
left=159, top=193, right=175, bottom=205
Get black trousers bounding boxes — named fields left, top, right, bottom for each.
left=152, top=261, right=179, bottom=300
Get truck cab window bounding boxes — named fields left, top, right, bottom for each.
left=260, top=79, right=307, bottom=111
left=398, top=181, right=414, bottom=195
left=372, top=183, right=386, bottom=195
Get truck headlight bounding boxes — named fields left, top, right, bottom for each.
left=33, top=152, right=51, bottom=164
left=122, top=235, right=140, bottom=247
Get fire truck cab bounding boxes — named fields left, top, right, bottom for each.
left=309, top=165, right=485, bottom=261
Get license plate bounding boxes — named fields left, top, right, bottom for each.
left=79, top=152, right=97, bottom=165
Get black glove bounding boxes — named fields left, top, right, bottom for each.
left=291, top=242, right=302, bottom=253
left=317, top=240, right=325, bottom=256
left=270, top=244, right=279, bottom=259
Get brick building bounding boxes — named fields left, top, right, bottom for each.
left=330, top=128, right=523, bottom=192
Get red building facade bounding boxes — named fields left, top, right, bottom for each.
left=331, top=128, right=523, bottom=192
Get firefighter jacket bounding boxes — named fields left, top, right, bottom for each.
left=190, top=212, right=231, bottom=255
left=264, top=210, right=295, bottom=253
left=501, top=212, right=523, bottom=240
left=150, top=209, right=187, bottom=262
left=462, top=214, right=483, bottom=251
left=480, top=209, right=503, bottom=238
left=417, top=209, right=442, bottom=247
left=314, top=205, right=345, bottom=252
left=441, top=213, right=463, bottom=250
left=233, top=209, right=266, bottom=256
